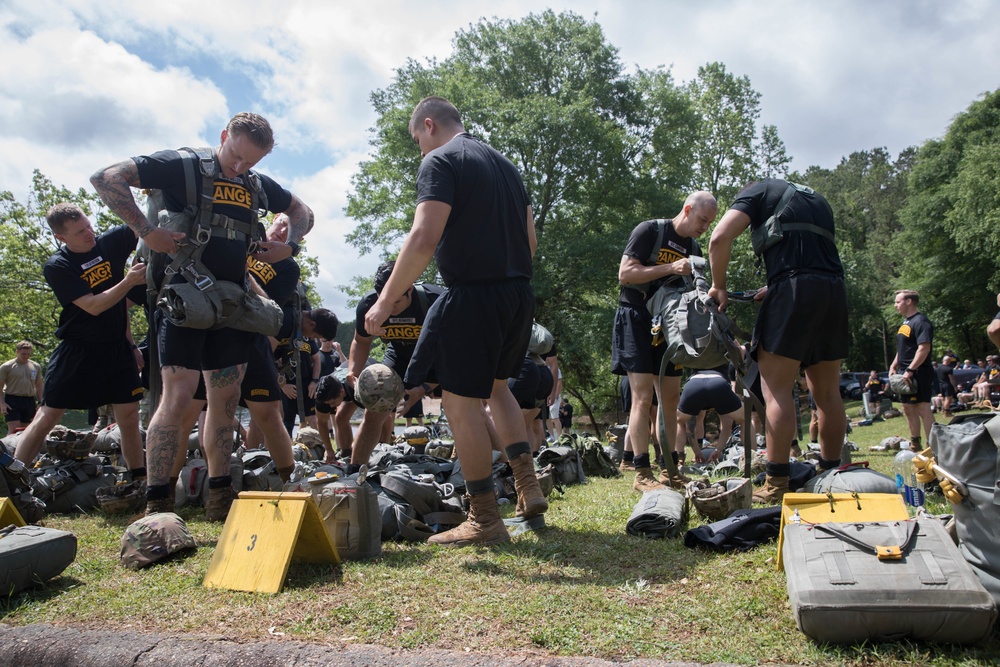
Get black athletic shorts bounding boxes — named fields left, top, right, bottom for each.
left=536, top=364, right=554, bottom=409
left=677, top=371, right=742, bottom=416
left=754, top=273, right=848, bottom=366
left=901, top=366, right=935, bottom=405
left=42, top=339, right=142, bottom=409
left=940, top=382, right=957, bottom=398
left=157, top=312, right=254, bottom=371
left=611, top=304, right=682, bottom=377
left=240, top=335, right=281, bottom=404
left=508, top=356, right=540, bottom=410
left=3, top=394, right=37, bottom=423
left=405, top=279, right=533, bottom=399
left=282, top=391, right=316, bottom=432
left=402, top=398, right=424, bottom=419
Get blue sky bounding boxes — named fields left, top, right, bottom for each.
left=1, top=0, right=998, bottom=318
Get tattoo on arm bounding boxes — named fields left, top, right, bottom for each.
left=90, top=159, right=155, bottom=237
left=283, top=196, right=313, bottom=244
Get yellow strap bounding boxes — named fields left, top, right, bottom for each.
left=875, top=544, right=902, bottom=560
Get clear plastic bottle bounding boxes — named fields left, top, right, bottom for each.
left=893, top=449, right=925, bottom=508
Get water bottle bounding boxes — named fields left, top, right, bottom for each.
left=893, top=449, right=925, bottom=508
left=0, top=448, right=26, bottom=475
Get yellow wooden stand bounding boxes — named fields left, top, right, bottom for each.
left=0, top=498, right=25, bottom=528
left=776, top=492, right=909, bottom=569
left=202, top=491, right=339, bottom=593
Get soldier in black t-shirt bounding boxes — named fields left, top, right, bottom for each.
left=709, top=179, right=848, bottom=505
left=364, top=97, right=544, bottom=546
left=613, top=192, right=718, bottom=492
left=91, top=112, right=314, bottom=520
left=935, top=355, right=958, bottom=418
left=14, top=204, right=147, bottom=479
left=889, top=289, right=935, bottom=451
left=339, top=260, right=444, bottom=472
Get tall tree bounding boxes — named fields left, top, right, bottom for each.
left=345, top=11, right=688, bottom=423
left=894, top=89, right=1000, bottom=359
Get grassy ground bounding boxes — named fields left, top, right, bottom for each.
left=2, top=401, right=999, bottom=666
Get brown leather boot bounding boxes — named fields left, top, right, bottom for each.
left=658, top=467, right=690, bottom=490
left=752, top=475, right=789, bottom=505
left=204, top=486, right=236, bottom=522
left=428, top=492, right=510, bottom=547
left=509, top=453, right=548, bottom=518
left=144, top=496, right=174, bottom=516
left=633, top=467, right=666, bottom=493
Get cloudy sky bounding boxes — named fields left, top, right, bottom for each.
left=1, top=0, right=998, bottom=318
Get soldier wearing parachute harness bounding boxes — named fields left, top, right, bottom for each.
left=613, top=191, right=718, bottom=494
left=709, top=179, right=847, bottom=505
left=91, top=112, right=314, bottom=520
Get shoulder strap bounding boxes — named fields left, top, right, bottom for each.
left=413, top=284, right=430, bottom=314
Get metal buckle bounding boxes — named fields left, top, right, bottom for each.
left=181, top=263, right=214, bottom=291
left=195, top=226, right=211, bottom=244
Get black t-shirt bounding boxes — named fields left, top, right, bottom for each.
left=247, top=256, right=300, bottom=307
left=730, top=179, right=842, bottom=284
left=896, top=312, right=933, bottom=369
left=416, top=134, right=532, bottom=286
left=355, top=284, right=446, bottom=353
left=44, top=225, right=137, bottom=343
left=619, top=219, right=701, bottom=307
left=134, top=148, right=293, bottom=284
left=318, top=349, right=341, bottom=377
left=936, top=363, right=955, bottom=388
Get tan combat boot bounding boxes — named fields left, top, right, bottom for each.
left=752, top=475, right=789, bottom=505
left=509, top=453, right=548, bottom=518
left=658, top=467, right=690, bottom=490
left=633, top=467, right=666, bottom=493
left=428, top=492, right=510, bottom=547
left=144, top=496, right=174, bottom=516
left=204, top=485, right=236, bottom=522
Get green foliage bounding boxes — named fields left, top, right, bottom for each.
left=895, top=89, right=1000, bottom=360
left=0, top=171, right=106, bottom=361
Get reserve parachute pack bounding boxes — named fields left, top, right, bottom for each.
left=141, top=146, right=282, bottom=338
left=750, top=182, right=835, bottom=259
left=527, top=321, right=554, bottom=362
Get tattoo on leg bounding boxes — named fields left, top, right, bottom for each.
left=146, top=425, right=180, bottom=483
left=225, top=397, right=238, bottom=421
left=214, top=425, right=233, bottom=459
left=209, top=366, right=241, bottom=388
left=162, top=365, right=187, bottom=374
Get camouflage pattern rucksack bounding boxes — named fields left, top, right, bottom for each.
left=559, top=433, right=620, bottom=479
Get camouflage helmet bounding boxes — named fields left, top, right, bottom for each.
left=44, top=425, right=96, bottom=461
left=690, top=477, right=752, bottom=521
left=120, top=512, right=196, bottom=569
left=356, top=363, right=404, bottom=413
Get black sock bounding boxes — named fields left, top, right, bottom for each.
left=633, top=454, right=651, bottom=469
left=347, top=463, right=361, bottom=475
left=129, top=467, right=147, bottom=481
left=817, top=457, right=841, bottom=471
left=466, top=476, right=494, bottom=496
left=505, top=441, right=532, bottom=460
left=208, top=475, right=232, bottom=489
left=623, top=451, right=634, bottom=463
left=671, top=451, right=680, bottom=465
left=765, top=462, right=791, bottom=478
left=146, top=483, right=171, bottom=501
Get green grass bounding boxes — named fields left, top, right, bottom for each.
left=2, top=400, right=999, bottom=666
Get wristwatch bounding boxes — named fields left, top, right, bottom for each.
left=287, top=241, right=300, bottom=257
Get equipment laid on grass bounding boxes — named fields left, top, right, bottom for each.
left=0, top=524, right=77, bottom=595
left=782, top=517, right=996, bottom=644
left=689, top=477, right=752, bottom=521
left=803, top=462, right=897, bottom=495
left=291, top=470, right=381, bottom=561
left=626, top=488, right=686, bottom=539
left=925, top=415, right=1000, bottom=607
left=31, top=456, right=116, bottom=514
